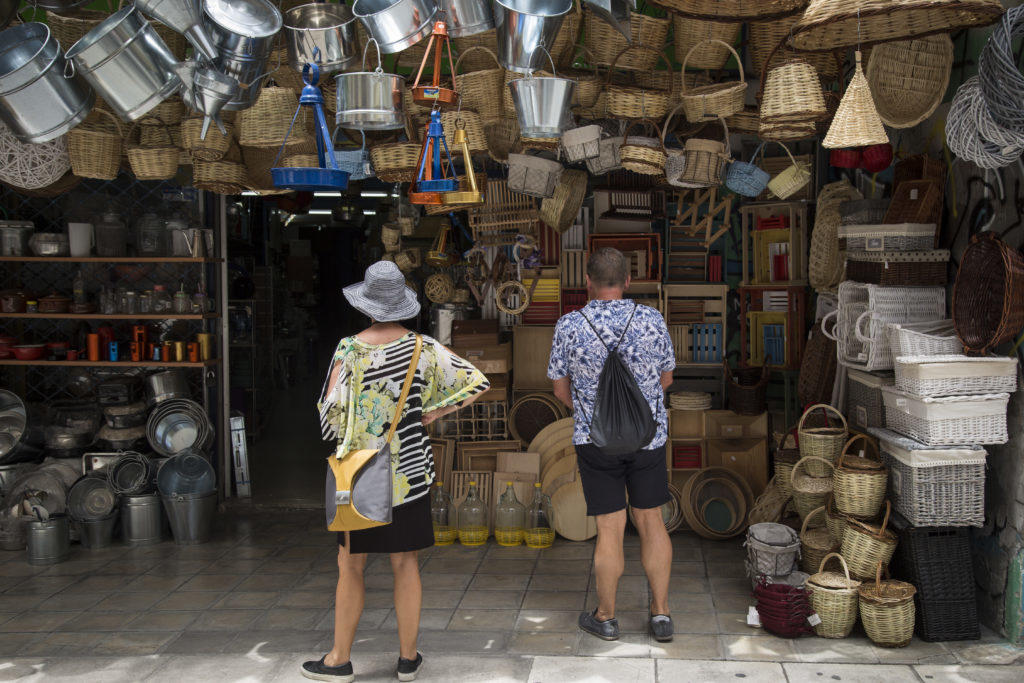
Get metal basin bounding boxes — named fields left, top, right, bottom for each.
left=146, top=398, right=213, bottom=456
left=492, top=0, right=573, bottom=73
left=0, top=22, right=93, bottom=143
left=66, top=6, right=180, bottom=122
left=353, top=0, right=437, bottom=54
left=204, top=0, right=281, bottom=111
left=509, top=75, right=575, bottom=137
left=145, top=369, right=192, bottom=408
left=156, top=451, right=216, bottom=496
left=284, top=3, right=359, bottom=73
left=439, top=0, right=493, bottom=38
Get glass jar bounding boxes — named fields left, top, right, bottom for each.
left=116, top=286, right=128, bottom=314
left=495, top=482, right=526, bottom=547
left=94, top=212, right=128, bottom=257
left=173, top=285, right=190, bottom=314
left=135, top=212, right=165, bottom=256
left=24, top=299, right=37, bottom=313
left=191, top=290, right=208, bottom=314
left=139, top=291, right=153, bottom=314
left=525, top=483, right=554, bottom=549
left=152, top=285, right=172, bottom=313
left=124, top=290, right=138, bottom=315
left=457, top=481, right=487, bottom=546
left=431, top=482, right=456, bottom=546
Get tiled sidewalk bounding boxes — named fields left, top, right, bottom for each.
left=0, top=507, right=1020, bottom=681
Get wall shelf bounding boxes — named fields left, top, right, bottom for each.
left=0, top=359, right=219, bottom=368
left=0, top=257, right=223, bottom=263
left=0, top=313, right=220, bottom=320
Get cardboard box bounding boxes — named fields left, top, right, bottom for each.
left=452, top=319, right=500, bottom=347
left=496, top=452, right=540, bottom=478
left=454, top=343, right=511, bottom=375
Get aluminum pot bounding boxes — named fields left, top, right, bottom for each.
left=439, top=0, right=493, bottom=38
left=145, top=369, right=191, bottom=407
left=335, top=39, right=405, bottom=130
left=204, top=0, right=282, bottom=112
left=509, top=73, right=575, bottom=137
left=284, top=3, right=359, bottom=74
left=0, top=23, right=94, bottom=143
left=353, top=0, right=437, bottom=54
left=492, top=0, right=573, bottom=73
left=66, top=6, right=180, bottom=122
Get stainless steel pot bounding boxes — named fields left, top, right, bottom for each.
left=335, top=39, right=405, bottom=130
left=492, top=0, right=573, bottom=73
left=284, top=3, right=359, bottom=73
left=353, top=0, right=437, bottom=54
left=204, top=0, right=282, bottom=111
left=145, top=369, right=191, bottom=407
left=439, top=0, right=493, bottom=38
left=0, top=23, right=94, bottom=143
left=65, top=6, right=181, bottom=122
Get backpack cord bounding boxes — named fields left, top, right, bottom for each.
left=569, top=301, right=639, bottom=427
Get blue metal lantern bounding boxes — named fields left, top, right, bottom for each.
left=408, top=108, right=458, bottom=205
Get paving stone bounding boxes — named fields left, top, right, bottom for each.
left=7, top=576, right=78, bottom=596
left=179, top=574, right=245, bottom=592
left=870, top=640, right=957, bottom=665
left=381, top=608, right=452, bottom=632
left=535, top=559, right=592, bottom=576
left=92, top=631, right=177, bottom=655
left=721, top=634, right=800, bottom=662
left=945, top=641, right=1024, bottom=665
left=161, top=630, right=243, bottom=655
left=57, top=611, right=130, bottom=633
left=459, top=590, right=523, bottom=610
left=0, top=632, right=40, bottom=656
left=515, top=610, right=580, bottom=633
left=33, top=591, right=107, bottom=612
left=146, top=652, right=283, bottom=681
left=3, top=655, right=165, bottom=681
left=522, top=591, right=587, bottom=611
left=186, top=608, right=263, bottom=631
left=416, top=629, right=509, bottom=654
left=415, top=573, right=472, bottom=590
left=793, top=636, right=881, bottom=663
left=228, top=628, right=330, bottom=654
left=669, top=576, right=710, bottom=594
left=716, top=611, right=753, bottom=635
left=421, top=558, right=481, bottom=574
left=585, top=591, right=650, bottom=612
left=92, top=592, right=166, bottom=612
left=0, top=611, right=78, bottom=633
left=16, top=631, right=106, bottom=657
left=656, top=660, right=783, bottom=681
left=0, top=595, right=44, bottom=612
left=783, top=662, right=920, bottom=683
left=671, top=561, right=706, bottom=577
left=273, top=590, right=331, bottom=609
left=650, top=634, right=723, bottom=660
left=509, top=631, right=579, bottom=656
left=122, top=574, right=190, bottom=593
left=420, top=590, right=466, bottom=609
left=215, top=591, right=281, bottom=610
left=153, top=591, right=226, bottom=611
left=530, top=574, right=591, bottom=591
left=258, top=607, right=326, bottom=630
left=124, top=610, right=201, bottom=631
left=528, top=654, right=655, bottom=682
left=539, top=544, right=594, bottom=560
left=468, top=574, right=532, bottom=591
left=667, top=592, right=716, bottom=615
left=448, top=608, right=519, bottom=631
left=709, top=576, right=752, bottom=594
left=60, top=575, right=132, bottom=594
left=915, top=664, right=1024, bottom=681
left=576, top=633, right=652, bottom=658
left=477, top=559, right=538, bottom=575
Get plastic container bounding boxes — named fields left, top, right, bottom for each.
left=495, top=482, right=525, bottom=547
left=457, top=481, right=487, bottom=546
left=430, top=481, right=456, bottom=545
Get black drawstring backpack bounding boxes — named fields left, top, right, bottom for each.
left=574, top=303, right=657, bottom=456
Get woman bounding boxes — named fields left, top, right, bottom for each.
left=303, top=261, right=489, bottom=683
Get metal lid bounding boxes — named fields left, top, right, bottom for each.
left=205, top=0, right=282, bottom=38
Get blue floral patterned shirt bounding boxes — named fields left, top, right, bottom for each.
left=547, top=299, right=676, bottom=448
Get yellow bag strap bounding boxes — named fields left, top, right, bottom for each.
left=383, top=334, right=422, bottom=445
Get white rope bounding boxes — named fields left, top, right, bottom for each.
left=946, top=76, right=1024, bottom=169
left=0, top=122, right=70, bottom=190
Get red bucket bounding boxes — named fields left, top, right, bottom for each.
left=830, top=148, right=862, bottom=168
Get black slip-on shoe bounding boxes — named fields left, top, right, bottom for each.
left=650, top=613, right=674, bottom=642
left=301, top=656, right=354, bottom=682
left=578, top=609, right=620, bottom=641
left=396, top=652, right=423, bottom=681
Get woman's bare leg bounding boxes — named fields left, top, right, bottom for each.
left=390, top=550, right=421, bottom=660
left=325, top=535, right=367, bottom=666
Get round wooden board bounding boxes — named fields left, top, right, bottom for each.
left=540, top=443, right=575, bottom=482
left=527, top=417, right=574, bottom=455
left=541, top=451, right=577, bottom=495
left=551, top=476, right=596, bottom=541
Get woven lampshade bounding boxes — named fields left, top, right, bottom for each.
left=823, top=51, right=888, bottom=149
left=760, top=59, right=828, bottom=125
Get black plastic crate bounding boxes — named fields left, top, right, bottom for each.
left=890, top=512, right=974, bottom=602
left=917, top=597, right=980, bottom=642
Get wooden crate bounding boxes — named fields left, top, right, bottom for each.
left=588, top=233, right=662, bottom=281
left=661, top=285, right=728, bottom=355
left=453, top=343, right=510, bottom=375
left=691, top=323, right=723, bottom=363
left=432, top=398, right=508, bottom=441
left=669, top=409, right=704, bottom=439
left=704, top=411, right=768, bottom=439
left=452, top=470, right=494, bottom=532
left=496, top=452, right=540, bottom=478
left=739, top=202, right=808, bottom=286
left=452, top=319, right=500, bottom=347
left=468, top=179, right=539, bottom=246
left=738, top=285, right=807, bottom=370
left=669, top=325, right=692, bottom=364
left=705, top=438, right=768, bottom=495
left=521, top=271, right=562, bottom=326
left=561, top=288, right=587, bottom=315
left=513, top=325, right=555, bottom=391
left=561, top=249, right=586, bottom=288
left=665, top=251, right=708, bottom=283
left=458, top=440, right=522, bottom=472
left=430, top=438, right=455, bottom=486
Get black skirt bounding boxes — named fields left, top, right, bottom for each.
left=337, top=493, right=434, bottom=554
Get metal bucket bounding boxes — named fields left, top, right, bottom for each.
left=509, top=74, right=575, bottom=137
left=439, top=0, right=493, bottom=37
left=65, top=6, right=180, bottom=122
left=27, top=514, right=70, bottom=565
left=335, top=39, right=405, bottom=130
left=75, top=511, right=118, bottom=549
left=353, top=0, right=437, bottom=54
left=162, top=491, right=216, bottom=545
left=284, top=3, right=359, bottom=73
left=122, top=494, right=165, bottom=546
left=204, top=0, right=282, bottom=111
left=145, top=369, right=191, bottom=408
left=0, top=23, right=93, bottom=143
left=492, top=0, right=573, bottom=73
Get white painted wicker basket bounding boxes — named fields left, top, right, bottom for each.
left=894, top=355, right=1018, bottom=397
left=881, top=387, right=1009, bottom=446
left=887, top=320, right=963, bottom=358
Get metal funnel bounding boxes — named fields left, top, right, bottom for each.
left=193, top=67, right=239, bottom=138
left=136, top=0, right=219, bottom=61
left=582, top=0, right=634, bottom=42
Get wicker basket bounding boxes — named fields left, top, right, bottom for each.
left=846, top=368, right=893, bottom=432
left=866, top=34, right=952, bottom=129
left=725, top=364, right=768, bottom=415
left=673, top=16, right=741, bottom=70
left=952, top=231, right=1024, bottom=355
left=825, top=494, right=854, bottom=546
left=797, top=404, right=848, bottom=478
left=455, top=47, right=504, bottom=122
left=790, top=456, right=835, bottom=522
left=766, top=143, right=812, bottom=199
left=838, top=222, right=936, bottom=251
left=564, top=46, right=604, bottom=116
left=549, top=0, right=583, bottom=69
left=441, top=112, right=486, bottom=155
left=884, top=180, right=943, bottom=225
left=659, top=0, right=805, bottom=21
left=808, top=552, right=861, bottom=639
left=47, top=8, right=107, bottom=52
left=193, top=158, right=247, bottom=195
left=127, top=120, right=179, bottom=181
left=369, top=142, right=421, bottom=183
left=749, top=15, right=841, bottom=79
left=745, top=522, right=801, bottom=577
left=823, top=50, right=889, bottom=149
left=679, top=40, right=747, bottom=122
left=619, top=122, right=666, bottom=177
left=774, top=445, right=799, bottom=500
left=586, top=135, right=623, bottom=175
left=561, top=124, right=601, bottom=162
left=676, top=118, right=730, bottom=188
left=539, top=169, right=587, bottom=232
left=839, top=198, right=891, bottom=225
left=858, top=562, right=917, bottom=648
left=660, top=103, right=688, bottom=189
left=881, top=385, right=1010, bottom=446
left=760, top=59, right=828, bottom=125
left=140, top=97, right=184, bottom=127
left=798, top=322, right=838, bottom=408
left=507, top=153, right=563, bottom=198
left=484, top=118, right=522, bottom=162
left=800, top=506, right=837, bottom=574
left=181, top=119, right=234, bottom=162
left=809, top=180, right=864, bottom=291
left=833, top=435, right=887, bottom=520
left=840, top=500, right=898, bottom=580
left=237, top=87, right=310, bottom=148
left=67, top=109, right=123, bottom=181
left=605, top=46, right=674, bottom=120
left=724, top=142, right=770, bottom=198
left=845, top=250, right=949, bottom=287
left=893, top=354, right=1017, bottom=398
left=584, top=8, right=669, bottom=71
left=887, top=320, right=962, bottom=359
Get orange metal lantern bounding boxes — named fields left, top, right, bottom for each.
left=411, top=20, right=459, bottom=109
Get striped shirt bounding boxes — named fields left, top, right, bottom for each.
left=318, top=333, right=489, bottom=505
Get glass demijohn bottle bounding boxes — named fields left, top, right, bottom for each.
left=431, top=482, right=456, bottom=545
left=525, top=482, right=554, bottom=549
left=457, top=481, right=487, bottom=546
left=495, top=482, right=526, bottom=546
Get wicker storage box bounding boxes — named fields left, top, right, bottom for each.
left=881, top=386, right=1009, bottom=446
left=845, top=250, right=949, bottom=287
left=889, top=512, right=976, bottom=604
left=839, top=199, right=891, bottom=225
left=507, top=154, right=562, bottom=198
left=838, top=223, right=937, bottom=252
left=846, top=369, right=894, bottom=431
left=871, top=428, right=986, bottom=527
left=894, top=355, right=1018, bottom=397
left=887, top=320, right=963, bottom=358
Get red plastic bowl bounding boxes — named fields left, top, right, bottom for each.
left=11, top=344, right=45, bottom=360
left=830, top=148, right=862, bottom=168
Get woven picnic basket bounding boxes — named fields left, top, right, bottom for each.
left=67, top=109, right=122, bottom=181
left=181, top=118, right=234, bottom=162
left=790, top=456, right=835, bottom=523
left=455, top=47, right=504, bottom=122
left=823, top=51, right=888, bottom=149
left=676, top=117, right=730, bottom=187
left=798, top=404, right=848, bottom=478
left=605, top=46, right=674, bottom=120
left=833, top=435, right=887, bottom=519
left=369, top=142, right=421, bottom=183
left=539, top=169, right=588, bottom=232
left=679, top=39, right=747, bottom=122
left=126, top=119, right=179, bottom=181
left=619, top=122, right=666, bottom=177
left=800, top=506, right=837, bottom=574
left=673, top=16, right=741, bottom=70
left=584, top=8, right=669, bottom=71
left=858, top=562, right=917, bottom=648
left=952, top=231, right=1024, bottom=355
left=807, top=553, right=861, bottom=638
left=841, top=500, right=898, bottom=580
left=866, top=34, right=952, bottom=129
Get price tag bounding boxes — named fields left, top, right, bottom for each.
left=746, top=606, right=761, bottom=627
left=808, top=613, right=822, bottom=626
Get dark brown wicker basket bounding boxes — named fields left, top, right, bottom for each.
left=798, top=321, right=837, bottom=408
left=884, top=180, right=943, bottom=226
left=726, top=363, right=769, bottom=416
left=953, top=231, right=1024, bottom=354
left=846, top=254, right=948, bottom=286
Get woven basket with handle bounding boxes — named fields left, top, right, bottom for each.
left=455, top=47, right=504, bottom=122
left=749, top=16, right=840, bottom=79
left=584, top=8, right=669, bottom=71
left=759, top=59, right=828, bottom=125
left=677, top=117, right=730, bottom=188
left=657, top=0, right=806, bottom=21
left=674, top=16, right=741, bottom=70
left=866, top=34, right=953, bottom=129
left=238, top=87, right=311, bottom=148
left=368, top=142, right=421, bottom=184
left=858, top=561, right=916, bottom=648
left=840, top=500, right=898, bottom=580
left=181, top=119, right=234, bottom=162
left=797, top=403, right=848, bottom=477
left=619, top=122, right=666, bottom=177
left=679, top=39, right=747, bottom=122
left=539, top=169, right=587, bottom=233
left=832, top=435, right=887, bottom=519
left=808, top=552, right=861, bottom=639
left=68, top=109, right=122, bottom=181
left=790, top=456, right=835, bottom=522
left=127, top=119, right=179, bottom=181
left=766, top=142, right=812, bottom=199
left=605, top=46, right=674, bottom=120
left=800, top=506, right=836, bottom=574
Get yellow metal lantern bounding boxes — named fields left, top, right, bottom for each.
left=442, top=118, right=486, bottom=205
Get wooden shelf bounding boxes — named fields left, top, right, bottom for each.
left=0, top=359, right=219, bottom=368
left=0, top=257, right=222, bottom=263
left=0, top=313, right=219, bottom=320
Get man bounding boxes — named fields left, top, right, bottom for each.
left=547, top=247, right=676, bottom=644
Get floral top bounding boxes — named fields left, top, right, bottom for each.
left=547, top=299, right=675, bottom=449
left=318, top=332, right=489, bottom=506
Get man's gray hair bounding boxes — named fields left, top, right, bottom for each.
left=587, top=247, right=629, bottom=288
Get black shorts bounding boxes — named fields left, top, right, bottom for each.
left=575, top=443, right=670, bottom=517
left=337, top=494, right=434, bottom=554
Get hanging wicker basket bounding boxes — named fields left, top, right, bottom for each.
left=140, top=97, right=184, bottom=127
left=561, top=124, right=601, bottom=162
left=858, top=561, right=917, bottom=648
left=658, top=0, right=806, bottom=21
left=790, top=456, right=835, bottom=522
left=47, top=8, right=107, bottom=52
left=832, top=435, right=887, bottom=519
left=369, top=142, right=421, bottom=184
left=807, top=552, right=861, bottom=639
left=453, top=29, right=502, bottom=70
left=441, top=112, right=487, bottom=155
left=866, top=34, right=953, bottom=129
left=797, top=403, right=848, bottom=478
left=584, top=7, right=669, bottom=71
left=484, top=118, right=522, bottom=162
left=840, top=500, right=898, bottom=580
left=425, top=273, right=454, bottom=304
left=619, top=122, right=666, bottom=177
left=749, top=16, right=840, bottom=79
left=660, top=103, right=688, bottom=189
left=952, top=231, right=1024, bottom=355
left=759, top=59, right=828, bottom=125
left=800, top=506, right=837, bottom=574
left=585, top=135, right=623, bottom=176
left=539, top=169, right=588, bottom=233
left=67, top=109, right=123, bottom=181
left=766, top=142, right=812, bottom=199
left=605, top=46, right=674, bottom=120
left=676, top=117, right=731, bottom=188
left=673, top=16, right=741, bottom=70
left=823, top=51, right=889, bottom=149
left=549, top=0, right=583, bottom=70
left=193, top=157, right=247, bottom=195
left=507, top=153, right=563, bottom=198
left=126, top=119, right=179, bottom=181
left=679, top=39, right=747, bottom=123
left=725, top=142, right=770, bottom=198
left=455, top=46, right=504, bottom=122
left=0, top=124, right=70, bottom=191
left=181, top=119, right=234, bottom=162
left=725, top=363, right=769, bottom=415
left=237, top=86, right=311, bottom=148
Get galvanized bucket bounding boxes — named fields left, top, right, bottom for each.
left=439, top=0, right=494, bottom=37
left=335, top=39, right=406, bottom=130
left=508, top=49, right=575, bottom=137
left=76, top=511, right=118, bottom=549
left=284, top=3, right=359, bottom=73
left=0, top=22, right=93, bottom=143
left=492, top=0, right=573, bottom=73
left=123, top=494, right=165, bottom=546
left=353, top=0, right=437, bottom=54
left=163, top=491, right=216, bottom=545
left=204, top=0, right=282, bottom=111
left=27, top=514, right=70, bottom=565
